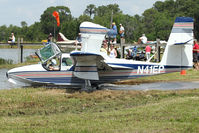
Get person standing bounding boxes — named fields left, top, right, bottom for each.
left=47, top=33, right=53, bottom=43
left=112, top=22, right=117, bottom=44
left=131, top=46, right=137, bottom=59
left=193, top=40, right=199, bottom=69
left=119, top=24, right=125, bottom=38
left=145, top=45, right=151, bottom=60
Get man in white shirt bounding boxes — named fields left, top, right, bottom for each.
left=119, top=24, right=125, bottom=38
left=139, top=34, right=147, bottom=44
left=8, top=33, right=15, bottom=43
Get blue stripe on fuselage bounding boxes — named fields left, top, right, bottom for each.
left=27, top=77, right=84, bottom=84
left=107, top=63, right=192, bottom=69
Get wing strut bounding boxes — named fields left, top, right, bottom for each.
left=81, top=79, right=92, bottom=91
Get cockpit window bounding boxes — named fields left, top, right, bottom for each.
left=61, top=57, right=73, bottom=70
left=62, top=58, right=72, bottom=66
left=42, top=55, right=61, bottom=71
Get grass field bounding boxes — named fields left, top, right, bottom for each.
left=0, top=88, right=199, bottom=132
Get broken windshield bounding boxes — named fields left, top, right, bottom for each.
left=36, top=42, right=61, bottom=63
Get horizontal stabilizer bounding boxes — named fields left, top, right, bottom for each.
left=174, top=39, right=193, bottom=45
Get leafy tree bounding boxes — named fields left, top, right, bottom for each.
left=0, top=25, right=7, bottom=42
left=84, top=4, right=96, bottom=18
left=60, top=19, right=79, bottom=40
left=21, top=21, right=28, bottom=27
left=142, top=8, right=159, bottom=40
left=26, top=22, right=46, bottom=42
left=78, top=15, right=92, bottom=23
left=40, top=6, right=72, bottom=37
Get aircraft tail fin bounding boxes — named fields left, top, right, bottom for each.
left=57, top=32, right=69, bottom=41
left=160, top=17, right=194, bottom=68
left=79, top=22, right=109, bottom=54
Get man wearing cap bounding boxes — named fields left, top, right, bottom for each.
left=119, top=24, right=125, bottom=38
left=111, top=22, right=117, bottom=44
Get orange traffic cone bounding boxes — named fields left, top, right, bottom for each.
left=180, top=70, right=186, bottom=75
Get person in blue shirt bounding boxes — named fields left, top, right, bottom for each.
left=131, top=46, right=137, bottom=59
left=111, top=22, right=117, bottom=44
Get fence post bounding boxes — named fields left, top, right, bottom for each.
left=156, top=39, right=161, bottom=62
left=20, top=44, right=23, bottom=63
left=120, top=38, right=125, bottom=58
left=17, top=38, right=20, bottom=63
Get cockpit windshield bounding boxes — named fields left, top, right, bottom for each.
left=36, top=42, right=61, bottom=63
left=35, top=42, right=72, bottom=71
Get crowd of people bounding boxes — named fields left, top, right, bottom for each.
left=100, top=40, right=118, bottom=58
left=106, top=22, right=153, bottom=60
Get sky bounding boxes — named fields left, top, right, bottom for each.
left=0, top=0, right=164, bottom=27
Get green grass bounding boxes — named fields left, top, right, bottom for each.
left=0, top=88, right=199, bottom=132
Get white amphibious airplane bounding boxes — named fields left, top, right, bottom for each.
left=7, top=17, right=194, bottom=89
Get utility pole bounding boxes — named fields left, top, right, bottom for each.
left=110, top=10, right=113, bottom=28
left=108, top=10, right=114, bottom=51
left=54, top=21, right=56, bottom=42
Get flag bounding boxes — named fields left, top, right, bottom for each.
left=52, top=11, right=60, bottom=27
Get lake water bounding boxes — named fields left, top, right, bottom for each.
left=0, top=48, right=36, bottom=64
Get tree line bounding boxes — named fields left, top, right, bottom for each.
left=1, top=0, right=199, bottom=43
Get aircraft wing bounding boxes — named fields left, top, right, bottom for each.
left=70, top=51, right=112, bottom=80
left=56, top=40, right=76, bottom=45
